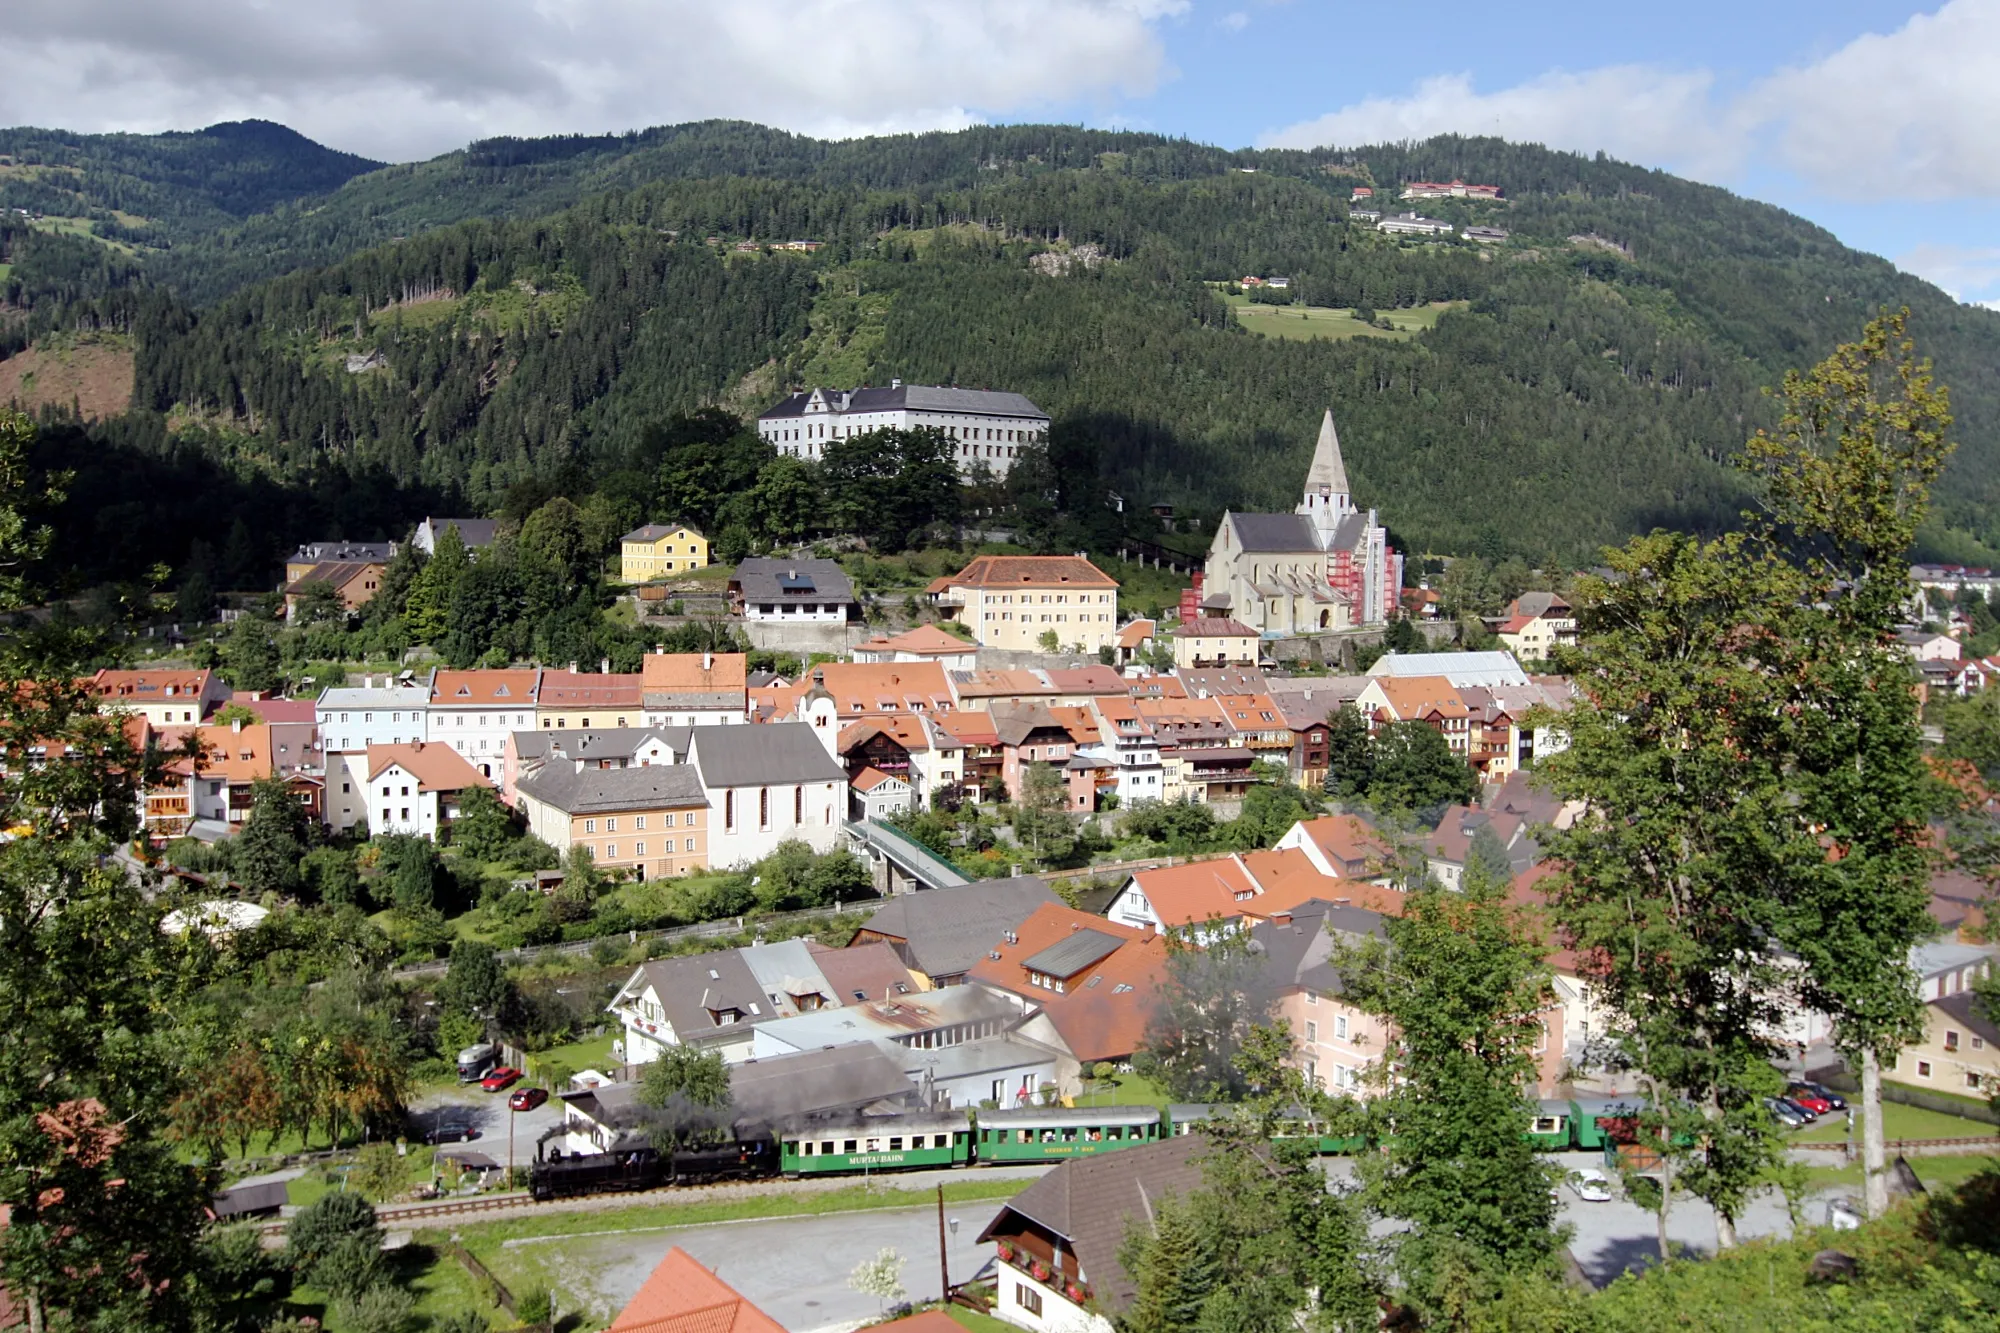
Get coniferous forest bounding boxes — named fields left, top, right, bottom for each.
left=7, top=119, right=2000, bottom=592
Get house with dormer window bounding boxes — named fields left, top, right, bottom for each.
left=607, top=938, right=915, bottom=1065
left=426, top=669, right=541, bottom=780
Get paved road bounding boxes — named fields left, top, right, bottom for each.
left=410, top=1084, right=566, bottom=1172
left=501, top=1197, right=1000, bottom=1333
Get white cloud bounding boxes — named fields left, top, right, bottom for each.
left=1259, top=0, right=2000, bottom=200
left=0, top=0, right=1185, bottom=162
left=1260, top=66, right=1750, bottom=182
left=1218, top=11, right=1250, bottom=31
left=1753, top=0, right=2000, bottom=199
left=1896, top=242, right=2000, bottom=302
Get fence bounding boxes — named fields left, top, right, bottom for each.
left=1808, top=1066, right=2000, bottom=1126
left=447, top=1239, right=519, bottom=1319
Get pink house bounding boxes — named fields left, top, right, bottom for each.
left=1251, top=897, right=1568, bottom=1098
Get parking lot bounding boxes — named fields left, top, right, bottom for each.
left=410, top=1077, right=567, bottom=1172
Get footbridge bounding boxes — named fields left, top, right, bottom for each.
left=845, top=819, right=970, bottom=894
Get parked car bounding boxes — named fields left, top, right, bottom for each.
left=481, top=1065, right=523, bottom=1092
left=425, top=1118, right=477, bottom=1145
left=1790, top=1081, right=1847, bottom=1111
left=1764, top=1097, right=1811, bottom=1128
left=509, top=1086, right=548, bottom=1112
left=1784, top=1089, right=1834, bottom=1116
left=1776, top=1095, right=1819, bottom=1122
left=1570, top=1168, right=1613, bottom=1203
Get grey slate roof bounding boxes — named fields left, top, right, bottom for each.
left=1369, top=651, right=1530, bottom=688
left=854, top=876, right=1059, bottom=980
left=1225, top=511, right=1321, bottom=552
left=1021, top=928, right=1126, bottom=979
left=417, top=517, right=499, bottom=548
left=760, top=384, right=1048, bottom=422
left=690, top=721, right=849, bottom=788
left=975, top=1135, right=1209, bottom=1312
left=291, top=540, right=395, bottom=563
left=624, top=950, right=772, bottom=1046
left=623, top=522, right=704, bottom=542
left=728, top=1042, right=920, bottom=1133
left=1249, top=899, right=1388, bottom=996
left=515, top=761, right=705, bottom=815
left=733, top=557, right=855, bottom=605
left=1933, top=990, right=2000, bottom=1047
left=510, top=726, right=691, bottom=766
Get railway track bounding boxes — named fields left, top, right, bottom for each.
left=252, top=1164, right=1002, bottom=1236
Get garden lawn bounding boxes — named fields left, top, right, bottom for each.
left=1794, top=1102, right=1999, bottom=1144
left=1069, top=1071, right=1172, bottom=1113
left=528, top=1031, right=618, bottom=1078
left=1800, top=1152, right=1999, bottom=1194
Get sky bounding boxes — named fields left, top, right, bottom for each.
left=5, top=0, right=2000, bottom=302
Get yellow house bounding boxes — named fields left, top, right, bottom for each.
left=620, top=523, right=709, bottom=583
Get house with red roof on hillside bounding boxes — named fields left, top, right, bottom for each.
left=969, top=904, right=1168, bottom=1085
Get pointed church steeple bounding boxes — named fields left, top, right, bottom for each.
left=1304, top=409, right=1350, bottom=497
left=1297, top=409, right=1355, bottom=538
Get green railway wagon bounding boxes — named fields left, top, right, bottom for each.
left=781, top=1112, right=972, bottom=1176
left=1527, top=1099, right=1575, bottom=1150
left=976, top=1106, right=1163, bottom=1162
left=1570, top=1098, right=1646, bottom=1152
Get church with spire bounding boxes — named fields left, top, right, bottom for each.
left=1198, top=411, right=1401, bottom=635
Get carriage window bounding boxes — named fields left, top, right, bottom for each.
left=1062, top=1127, right=1078, bottom=1141
left=865, top=1138, right=882, bottom=1153
left=1017, top=1130, right=1032, bottom=1144
left=844, top=1140, right=858, bottom=1153
left=1533, top=1117, right=1560, bottom=1134
left=889, top=1137, right=903, bottom=1151
left=822, top=1141, right=835, bottom=1155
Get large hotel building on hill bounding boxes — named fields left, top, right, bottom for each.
left=757, top=381, right=1050, bottom=479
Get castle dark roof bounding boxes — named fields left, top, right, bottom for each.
left=760, top=385, right=1048, bottom=421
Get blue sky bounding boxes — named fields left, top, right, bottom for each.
left=9, top=0, right=1997, bottom=301
left=1041, top=0, right=2000, bottom=303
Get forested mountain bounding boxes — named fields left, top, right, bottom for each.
left=10, top=120, right=2000, bottom=587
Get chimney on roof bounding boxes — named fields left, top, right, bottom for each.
left=703, top=651, right=713, bottom=671
left=891, top=378, right=902, bottom=389
left=601, top=658, right=610, bottom=674
left=231, top=717, right=243, bottom=734
left=569, top=662, right=579, bottom=674
left=655, top=645, right=664, bottom=655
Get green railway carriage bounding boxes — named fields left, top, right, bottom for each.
left=975, top=1105, right=1164, bottom=1162
left=1527, top=1098, right=1575, bottom=1149
left=1569, top=1098, right=1646, bottom=1152
left=780, top=1112, right=973, bottom=1176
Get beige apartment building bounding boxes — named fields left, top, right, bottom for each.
left=926, top=555, right=1120, bottom=653
left=515, top=763, right=709, bottom=880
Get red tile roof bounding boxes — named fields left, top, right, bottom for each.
left=430, top=669, right=540, bottom=706
left=641, top=653, right=747, bottom=695
left=607, top=1246, right=785, bottom=1333
left=968, top=904, right=1165, bottom=1061
left=943, top=555, right=1118, bottom=589
left=364, top=741, right=492, bottom=792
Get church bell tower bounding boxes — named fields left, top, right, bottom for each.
left=1297, top=409, right=1355, bottom=542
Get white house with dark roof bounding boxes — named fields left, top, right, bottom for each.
left=757, top=382, right=1050, bottom=479
left=410, top=517, right=499, bottom=553
left=1203, top=411, right=1401, bottom=634
left=729, top=558, right=855, bottom=623
left=688, top=721, right=849, bottom=865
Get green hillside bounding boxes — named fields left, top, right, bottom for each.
left=15, top=122, right=2000, bottom=586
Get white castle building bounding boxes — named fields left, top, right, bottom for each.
left=757, top=381, right=1050, bottom=479
left=1202, top=410, right=1402, bottom=634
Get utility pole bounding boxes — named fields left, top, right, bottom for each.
left=937, top=1183, right=950, bottom=1305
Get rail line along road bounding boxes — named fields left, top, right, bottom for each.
left=254, top=1160, right=1048, bottom=1236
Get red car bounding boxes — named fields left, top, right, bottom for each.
left=480, top=1066, right=522, bottom=1092
left=508, top=1086, right=548, bottom=1112
left=1784, top=1089, right=1834, bottom=1116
